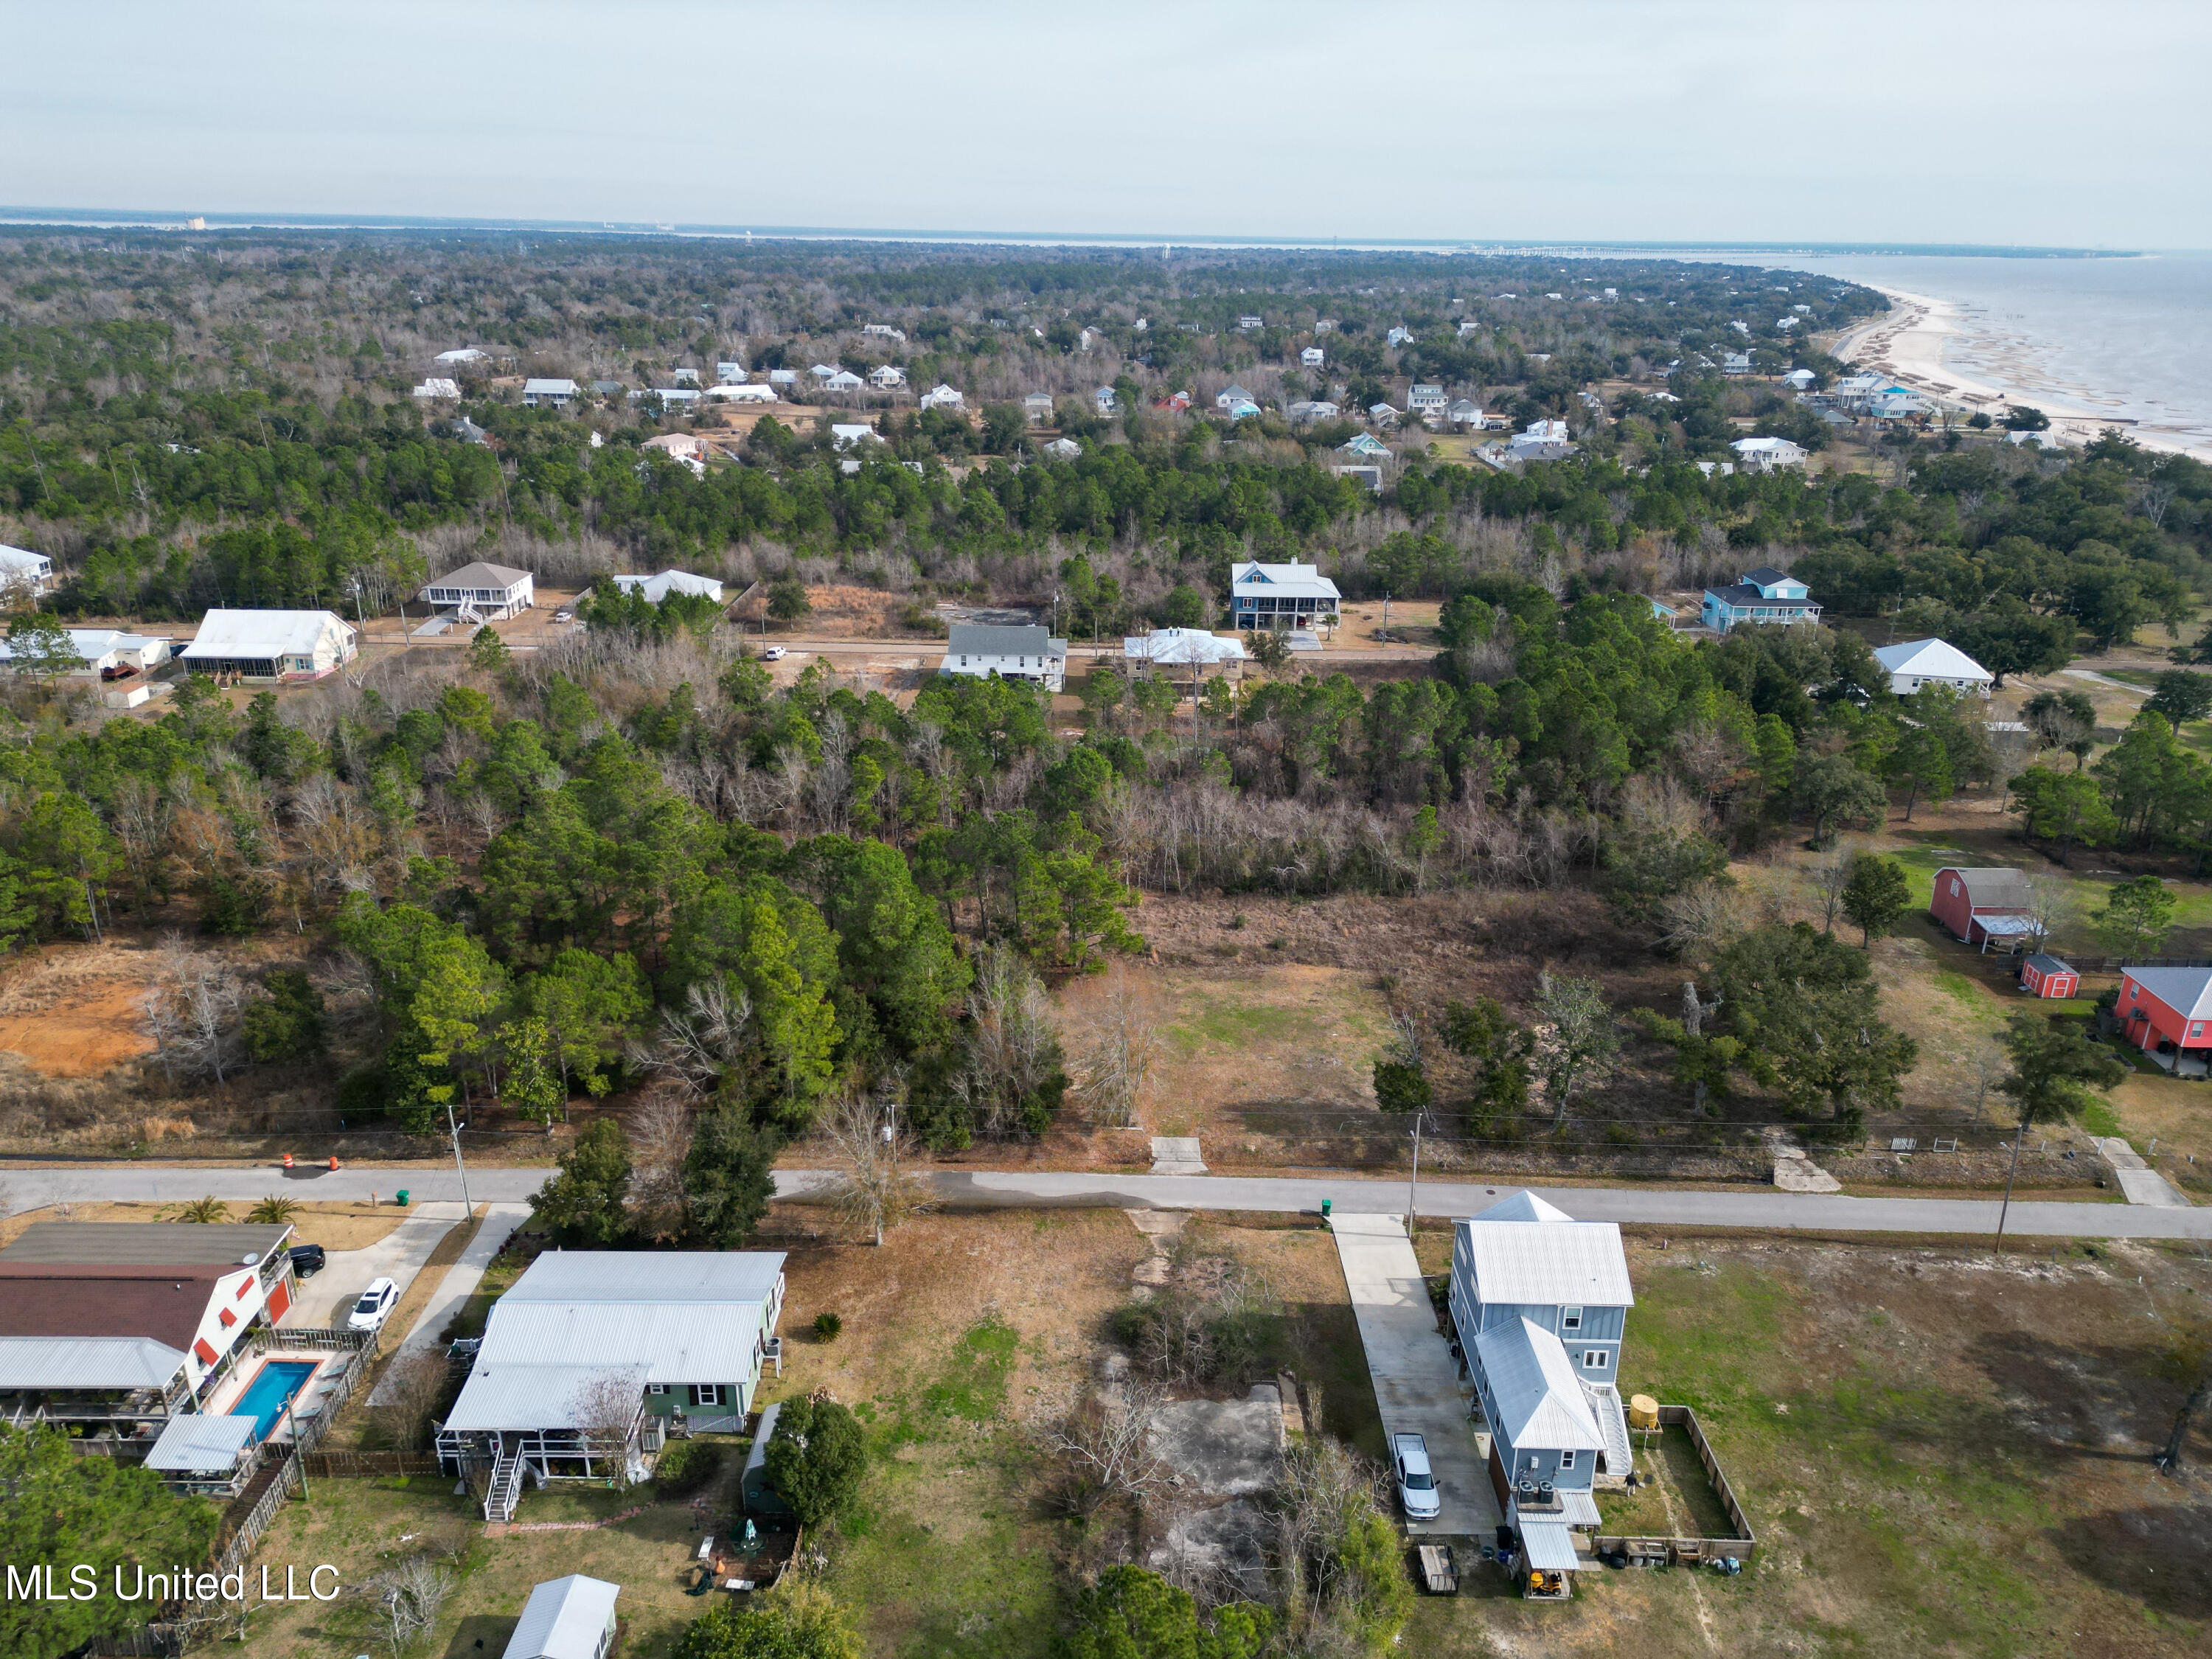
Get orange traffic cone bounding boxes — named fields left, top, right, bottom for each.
left=282, top=1153, right=293, bottom=1169
left=327, top=1155, right=339, bottom=1171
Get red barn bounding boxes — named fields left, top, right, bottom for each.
left=2018, top=954, right=2078, bottom=998
left=2118, top=967, right=2212, bottom=1062
left=1930, top=866, right=2039, bottom=950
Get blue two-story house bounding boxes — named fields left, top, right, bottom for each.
left=1450, top=1191, right=1636, bottom=1492
left=1472, top=1315, right=1607, bottom=1563
left=1701, top=566, right=1820, bottom=632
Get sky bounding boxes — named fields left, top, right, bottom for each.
left=4, top=0, right=2208, bottom=248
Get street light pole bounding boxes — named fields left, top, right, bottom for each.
left=1405, top=1110, right=1425, bottom=1237
left=447, top=1102, right=473, bottom=1217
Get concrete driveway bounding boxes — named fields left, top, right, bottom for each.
left=367, top=1203, right=530, bottom=1403
left=286, top=1201, right=471, bottom=1329
left=1329, top=1211, right=1498, bottom=1538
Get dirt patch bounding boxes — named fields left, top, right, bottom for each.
left=0, top=941, right=160, bottom=1077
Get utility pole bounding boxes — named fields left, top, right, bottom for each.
left=1992, top=1113, right=2027, bottom=1258
left=1405, top=1110, right=1425, bottom=1237
left=447, top=1102, right=473, bottom=1217
left=284, top=1394, right=309, bottom=1501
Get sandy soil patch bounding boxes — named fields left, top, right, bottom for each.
left=0, top=942, right=160, bottom=1077
left=0, top=1198, right=408, bottom=1253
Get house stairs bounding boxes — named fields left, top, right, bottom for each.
left=1585, top=1382, right=1634, bottom=1490
left=484, top=1450, right=523, bottom=1523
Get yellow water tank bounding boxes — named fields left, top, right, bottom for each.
left=1627, top=1394, right=1660, bottom=1430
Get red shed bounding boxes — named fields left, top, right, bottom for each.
left=2018, top=954, right=2078, bottom=998
left=1930, top=866, right=2039, bottom=949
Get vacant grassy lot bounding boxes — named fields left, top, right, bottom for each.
left=1410, top=1229, right=2212, bottom=1659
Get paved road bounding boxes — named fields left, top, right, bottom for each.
left=9, top=1164, right=2208, bottom=1240
left=1329, top=1213, right=1498, bottom=1537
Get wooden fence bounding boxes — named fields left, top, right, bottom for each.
left=1593, top=1404, right=1756, bottom=1568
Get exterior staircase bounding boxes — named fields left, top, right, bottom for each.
left=484, top=1450, right=523, bottom=1523
left=1585, top=1382, right=1634, bottom=1490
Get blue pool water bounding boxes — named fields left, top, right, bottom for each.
left=232, top=1360, right=319, bottom=1443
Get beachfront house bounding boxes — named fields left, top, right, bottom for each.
left=1872, top=639, right=1994, bottom=698
left=1729, top=436, right=1806, bottom=473
left=1700, top=567, right=1820, bottom=633
left=1231, top=559, right=1341, bottom=631
left=521, top=379, right=579, bottom=408
left=438, top=1252, right=787, bottom=1518
left=940, top=624, right=1068, bottom=693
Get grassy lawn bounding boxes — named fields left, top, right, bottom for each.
left=1411, top=1231, right=2212, bottom=1659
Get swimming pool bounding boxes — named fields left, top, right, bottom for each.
left=232, top=1360, right=319, bottom=1443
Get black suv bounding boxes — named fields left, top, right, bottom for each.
left=288, top=1243, right=327, bottom=1278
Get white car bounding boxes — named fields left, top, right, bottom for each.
left=1393, top=1432, right=1441, bottom=1520
left=347, top=1277, right=400, bottom=1333
left=762, top=645, right=787, bottom=661
left=553, top=608, right=574, bottom=623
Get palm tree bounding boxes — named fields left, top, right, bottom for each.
left=168, top=1194, right=229, bottom=1223
left=247, top=1194, right=301, bottom=1225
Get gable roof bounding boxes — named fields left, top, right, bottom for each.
left=181, top=610, right=353, bottom=659
left=1457, top=1215, right=1633, bottom=1307
left=428, top=561, right=532, bottom=589
left=0, top=1336, right=189, bottom=1391
left=946, top=623, right=1065, bottom=658
left=1872, top=639, right=1992, bottom=682
left=0, top=1263, right=236, bottom=1349
left=522, top=378, right=577, bottom=395
left=1473, top=1318, right=1605, bottom=1451
left=1938, top=867, right=2034, bottom=911
left=2125, top=966, right=2212, bottom=1020
left=1705, top=582, right=1814, bottom=608
left=1232, top=560, right=1340, bottom=600
left=502, top=1251, right=784, bottom=1304
left=1, top=1221, right=290, bottom=1265
left=504, top=1575, right=621, bottom=1659
left=146, top=1413, right=257, bottom=1472
left=1741, top=566, right=1793, bottom=585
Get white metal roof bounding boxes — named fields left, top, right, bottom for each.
left=1872, top=639, right=1992, bottom=683
left=504, top=1251, right=785, bottom=1303
left=442, top=1360, right=649, bottom=1433
left=146, top=1413, right=257, bottom=1471
left=180, top=610, right=354, bottom=660
left=523, top=378, right=578, bottom=394
left=504, top=1575, right=620, bottom=1659
left=1458, top=1217, right=1633, bottom=1307
left=1471, top=1190, right=1573, bottom=1225
left=0, top=544, right=54, bottom=571
left=1518, top=1517, right=1582, bottom=1571
left=0, top=1335, right=186, bottom=1390
left=1124, top=627, right=1245, bottom=666
left=2125, top=966, right=2212, bottom=1019
left=474, top=1302, right=762, bottom=1385
left=611, top=571, right=723, bottom=602
left=1232, top=560, right=1340, bottom=601
left=1475, top=1319, right=1605, bottom=1452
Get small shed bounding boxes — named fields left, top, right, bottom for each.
left=145, top=1413, right=258, bottom=1495
left=2019, top=954, right=2078, bottom=999
left=741, top=1401, right=793, bottom=1517
left=502, top=1575, right=619, bottom=1659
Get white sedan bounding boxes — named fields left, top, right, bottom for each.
left=346, top=1276, right=400, bottom=1334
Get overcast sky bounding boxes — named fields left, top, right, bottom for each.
left=4, top=0, right=2205, bottom=248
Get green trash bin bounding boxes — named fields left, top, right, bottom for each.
left=395, top=1189, right=409, bottom=1206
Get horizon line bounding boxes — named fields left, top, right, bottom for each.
left=0, top=208, right=2153, bottom=260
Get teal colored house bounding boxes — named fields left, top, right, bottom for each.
left=1700, top=566, right=1820, bottom=632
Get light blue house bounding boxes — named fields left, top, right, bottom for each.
left=1449, top=1192, right=1635, bottom=1498
left=1230, top=559, right=1340, bottom=631
left=1700, top=566, right=1820, bottom=632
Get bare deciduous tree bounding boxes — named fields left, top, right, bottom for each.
left=567, top=1371, right=643, bottom=1485
left=1531, top=970, right=1619, bottom=1130
left=815, top=1088, right=932, bottom=1245
left=372, top=1350, right=449, bottom=1451
left=1068, top=965, right=1161, bottom=1130
left=952, top=944, right=1061, bottom=1138
left=625, top=1087, right=694, bottom=1242
left=639, top=978, right=753, bottom=1095
left=1046, top=1379, right=1169, bottom=1515
left=142, top=937, right=246, bottom=1085
left=361, top=1554, right=456, bottom=1658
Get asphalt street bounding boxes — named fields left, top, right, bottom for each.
left=5, top=1163, right=2205, bottom=1240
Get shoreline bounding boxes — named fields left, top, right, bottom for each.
left=1835, top=283, right=2212, bottom=462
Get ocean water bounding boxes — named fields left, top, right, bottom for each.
left=1731, top=251, right=2212, bottom=456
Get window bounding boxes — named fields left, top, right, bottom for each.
left=1584, top=1350, right=1606, bottom=1371
left=692, top=1385, right=720, bottom=1407
left=2193, top=1023, right=2205, bottom=1041
left=648, top=1383, right=667, bottom=1396
left=1559, top=1449, right=1576, bottom=1470
left=1561, top=1306, right=1582, bottom=1332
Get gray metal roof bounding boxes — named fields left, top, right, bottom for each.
left=0, top=1335, right=187, bottom=1391
left=945, top=624, right=1066, bottom=658
left=146, top=1413, right=257, bottom=1471
left=2125, top=967, right=2212, bottom=1020
left=503, top=1251, right=785, bottom=1304
left=443, top=1361, right=648, bottom=1433
left=1458, top=1217, right=1634, bottom=1308
left=427, top=561, right=532, bottom=589
left=1941, top=867, right=2034, bottom=910
left=1475, top=1319, right=1605, bottom=1453
left=1518, top=1517, right=1582, bottom=1571
left=473, top=1302, right=762, bottom=1385
left=0, top=1222, right=290, bottom=1266
left=504, top=1575, right=620, bottom=1659
left=1470, top=1191, right=1573, bottom=1225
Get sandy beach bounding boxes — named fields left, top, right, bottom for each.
left=1834, top=284, right=2212, bottom=462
